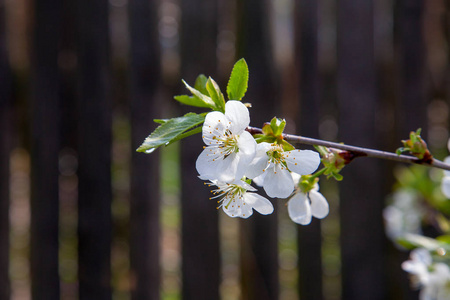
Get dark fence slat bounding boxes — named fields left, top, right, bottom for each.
left=76, top=0, right=112, bottom=298
left=30, top=0, right=62, bottom=298
left=395, top=0, right=426, bottom=136
left=0, top=1, right=11, bottom=297
left=337, top=1, right=387, bottom=299
left=237, top=0, right=278, bottom=299
left=390, top=1, right=426, bottom=298
left=128, top=0, right=161, bottom=299
left=179, top=1, right=221, bottom=299
left=294, top=0, right=323, bottom=299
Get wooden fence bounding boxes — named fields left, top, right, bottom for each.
left=0, top=0, right=449, bottom=299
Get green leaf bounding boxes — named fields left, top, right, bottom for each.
left=182, top=80, right=216, bottom=108
left=137, top=113, right=205, bottom=153
left=194, top=74, right=209, bottom=95
left=206, top=77, right=226, bottom=112
left=154, top=118, right=169, bottom=124
left=174, top=95, right=212, bottom=108
left=227, top=58, right=249, bottom=100
left=165, top=126, right=202, bottom=146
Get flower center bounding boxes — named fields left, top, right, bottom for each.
left=209, top=183, right=246, bottom=208
left=214, top=129, right=239, bottom=158
left=267, top=144, right=286, bottom=165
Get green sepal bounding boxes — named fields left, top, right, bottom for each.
left=329, top=172, right=343, bottom=181
left=281, top=140, right=295, bottom=151
left=254, top=134, right=276, bottom=144
left=206, top=77, right=226, bottom=112
left=270, top=117, right=286, bottom=136
left=262, top=123, right=273, bottom=136
left=137, top=112, right=205, bottom=153
left=396, top=147, right=405, bottom=156
left=298, top=175, right=319, bottom=194
left=227, top=58, right=249, bottom=100
left=396, top=128, right=432, bottom=160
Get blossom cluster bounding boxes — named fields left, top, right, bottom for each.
left=402, top=248, right=450, bottom=300
left=195, top=100, right=329, bottom=224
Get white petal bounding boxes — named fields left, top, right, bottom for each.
left=196, top=148, right=220, bottom=180
left=288, top=193, right=312, bottom=225
left=411, top=248, right=432, bottom=266
left=222, top=196, right=241, bottom=218
left=442, top=176, right=450, bottom=198
left=309, top=190, right=329, bottom=219
left=225, top=100, right=250, bottom=133
left=252, top=173, right=266, bottom=187
left=234, top=131, right=257, bottom=179
left=245, top=142, right=271, bottom=179
left=239, top=201, right=254, bottom=218
left=263, top=165, right=294, bottom=198
left=291, top=172, right=301, bottom=185
left=244, top=193, right=274, bottom=215
left=215, top=152, right=239, bottom=182
left=285, top=150, right=321, bottom=175
left=202, top=111, right=228, bottom=144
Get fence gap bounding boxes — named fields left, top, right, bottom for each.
left=30, top=0, right=62, bottom=298
left=76, top=0, right=112, bottom=298
left=337, top=0, right=387, bottom=299
left=0, top=0, right=12, bottom=297
left=236, top=0, right=279, bottom=299
left=179, top=0, right=221, bottom=299
left=294, top=0, right=323, bottom=299
left=128, top=0, right=161, bottom=299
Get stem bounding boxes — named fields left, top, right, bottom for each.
left=309, top=168, right=326, bottom=180
left=246, top=126, right=450, bottom=172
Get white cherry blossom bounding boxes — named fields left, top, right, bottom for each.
left=196, top=100, right=256, bottom=182
left=402, top=248, right=450, bottom=300
left=209, top=180, right=274, bottom=218
left=246, top=142, right=320, bottom=198
left=287, top=174, right=329, bottom=225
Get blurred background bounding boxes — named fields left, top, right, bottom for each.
left=0, top=0, right=449, bottom=299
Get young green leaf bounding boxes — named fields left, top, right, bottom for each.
left=194, top=74, right=209, bottom=95
left=182, top=80, right=216, bottom=109
left=137, top=113, right=205, bottom=153
left=206, top=77, right=226, bottom=112
left=174, top=95, right=212, bottom=108
left=227, top=58, right=249, bottom=100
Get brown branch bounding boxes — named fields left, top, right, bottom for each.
left=246, top=126, right=450, bottom=171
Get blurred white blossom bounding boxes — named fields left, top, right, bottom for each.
left=402, top=248, right=450, bottom=300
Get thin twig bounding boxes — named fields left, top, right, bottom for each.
left=246, top=126, right=450, bottom=171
